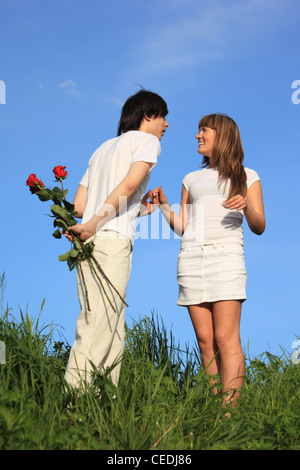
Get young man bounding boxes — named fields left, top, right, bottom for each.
left=64, top=90, right=169, bottom=388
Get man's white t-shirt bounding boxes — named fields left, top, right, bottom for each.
left=181, top=167, right=260, bottom=247
left=79, top=131, right=161, bottom=242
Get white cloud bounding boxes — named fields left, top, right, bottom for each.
left=58, top=79, right=84, bottom=100
left=109, top=97, right=123, bottom=108
left=131, top=0, right=297, bottom=75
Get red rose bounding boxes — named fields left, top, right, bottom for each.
left=53, top=165, right=67, bottom=180
left=26, top=173, right=44, bottom=194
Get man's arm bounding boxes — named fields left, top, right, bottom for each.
left=73, top=184, right=88, bottom=218
left=68, top=161, right=152, bottom=240
left=138, top=190, right=157, bottom=217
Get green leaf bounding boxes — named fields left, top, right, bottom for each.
left=67, top=257, right=77, bottom=271
left=69, top=248, right=79, bottom=258
left=50, top=204, right=69, bottom=219
left=65, top=214, right=77, bottom=226
left=58, top=248, right=79, bottom=263
left=52, top=229, right=62, bottom=239
left=62, top=199, right=75, bottom=213
left=53, top=218, right=69, bottom=230
left=59, top=250, right=72, bottom=262
left=73, top=237, right=82, bottom=250
left=78, top=252, right=87, bottom=262
left=36, top=189, right=52, bottom=202
left=84, top=241, right=95, bottom=256
left=51, top=187, right=68, bottom=204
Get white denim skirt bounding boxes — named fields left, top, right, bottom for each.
left=177, top=243, right=247, bottom=306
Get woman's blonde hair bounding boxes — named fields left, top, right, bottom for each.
left=199, top=113, right=247, bottom=199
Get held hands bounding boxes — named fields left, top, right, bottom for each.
left=152, top=186, right=168, bottom=206
left=140, top=189, right=157, bottom=216
left=139, top=187, right=169, bottom=216
left=65, top=187, right=169, bottom=240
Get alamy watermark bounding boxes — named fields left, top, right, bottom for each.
left=95, top=201, right=205, bottom=242
left=291, top=339, right=300, bottom=365
left=0, top=340, right=5, bottom=364
left=0, top=80, right=6, bottom=104
left=291, top=80, right=300, bottom=105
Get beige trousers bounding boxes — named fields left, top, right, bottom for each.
left=64, top=231, right=132, bottom=388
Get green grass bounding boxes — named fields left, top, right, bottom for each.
left=0, top=276, right=299, bottom=450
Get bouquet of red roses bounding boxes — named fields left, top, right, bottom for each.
left=26, top=166, right=127, bottom=312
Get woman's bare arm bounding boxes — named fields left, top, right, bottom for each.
left=153, top=185, right=190, bottom=236
left=225, top=181, right=266, bottom=235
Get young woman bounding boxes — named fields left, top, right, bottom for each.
left=153, top=113, right=265, bottom=406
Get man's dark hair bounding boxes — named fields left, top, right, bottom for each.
left=117, top=89, right=168, bottom=135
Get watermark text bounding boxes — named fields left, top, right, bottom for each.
left=291, top=339, right=300, bottom=364
left=291, top=80, right=300, bottom=105
left=0, top=80, right=6, bottom=104
left=0, top=341, right=6, bottom=364
left=94, top=201, right=205, bottom=242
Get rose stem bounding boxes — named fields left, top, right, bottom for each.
left=77, top=259, right=91, bottom=311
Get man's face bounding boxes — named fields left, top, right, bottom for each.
left=147, top=115, right=169, bottom=140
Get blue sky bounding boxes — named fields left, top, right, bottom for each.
left=0, top=0, right=299, bottom=361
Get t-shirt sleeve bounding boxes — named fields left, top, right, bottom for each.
left=79, top=167, right=89, bottom=187
left=131, top=133, right=161, bottom=167
left=245, top=168, right=260, bottom=189
left=182, top=172, right=193, bottom=191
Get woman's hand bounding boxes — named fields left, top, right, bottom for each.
left=152, top=186, right=169, bottom=206
left=225, top=181, right=266, bottom=235
left=151, top=184, right=189, bottom=237
left=224, top=195, right=248, bottom=211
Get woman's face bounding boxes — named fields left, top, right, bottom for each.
left=195, top=126, right=216, bottom=159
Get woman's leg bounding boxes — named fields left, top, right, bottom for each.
left=212, top=300, right=244, bottom=405
left=188, top=303, right=221, bottom=392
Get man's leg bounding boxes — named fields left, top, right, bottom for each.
left=64, top=235, right=132, bottom=388
left=101, top=303, right=126, bottom=386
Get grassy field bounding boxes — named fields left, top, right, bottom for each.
left=0, top=278, right=299, bottom=450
